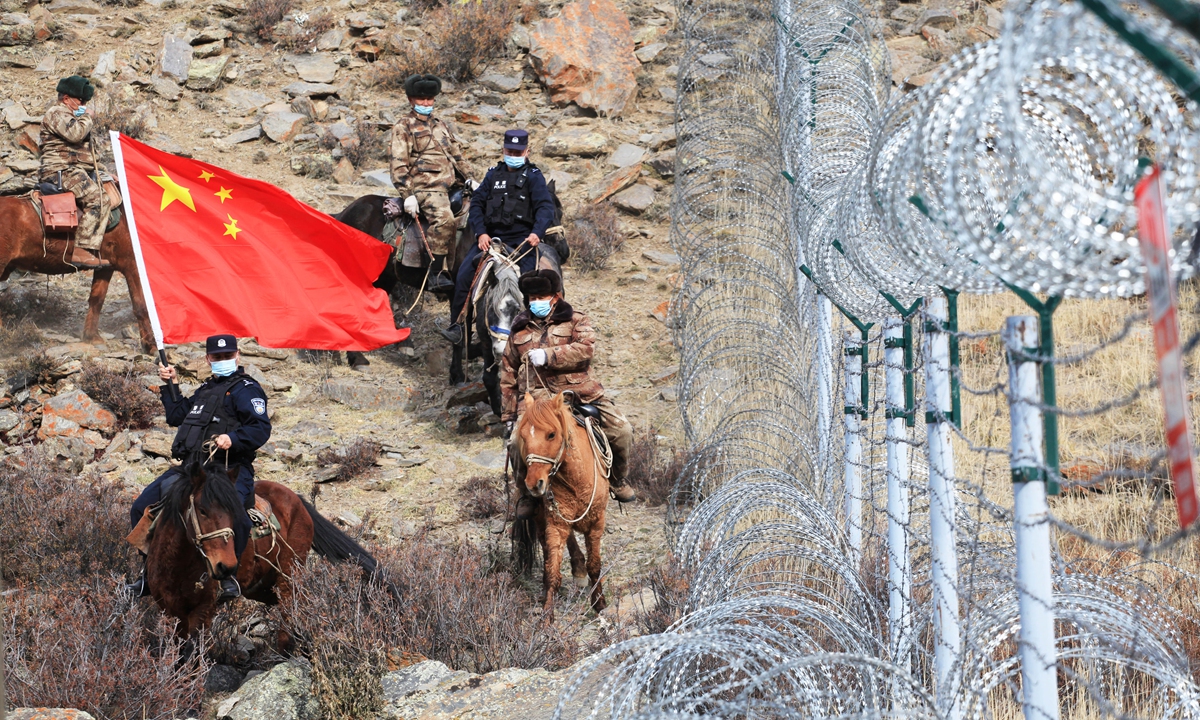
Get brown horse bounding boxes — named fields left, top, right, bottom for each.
left=0, top=195, right=154, bottom=351
left=145, top=461, right=380, bottom=642
left=515, top=392, right=610, bottom=617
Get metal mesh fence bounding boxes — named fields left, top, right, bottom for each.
left=556, top=0, right=1200, bottom=717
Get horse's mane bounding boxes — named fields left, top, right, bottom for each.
left=491, top=263, right=521, bottom=305
left=524, top=394, right=569, bottom=437
left=162, top=461, right=243, bottom=529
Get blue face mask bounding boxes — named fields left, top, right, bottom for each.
left=504, top=154, right=526, bottom=169
left=73, top=106, right=86, bottom=117
left=529, top=299, right=552, bottom=318
left=210, top=358, right=238, bottom=376
left=413, top=103, right=433, bottom=116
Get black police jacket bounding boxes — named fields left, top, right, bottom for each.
left=467, top=162, right=556, bottom=244
left=161, top=368, right=271, bottom=465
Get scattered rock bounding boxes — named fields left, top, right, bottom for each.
left=912, top=6, right=957, bottom=31
left=40, top=390, right=117, bottom=438
left=220, top=125, right=263, bottom=146
left=332, top=157, right=355, bottom=184
left=647, top=148, right=675, bottom=177
left=149, top=75, right=182, bottom=100
left=544, top=127, right=610, bottom=158
left=608, top=142, right=646, bottom=168
left=224, top=87, right=273, bottom=113
left=587, top=163, right=641, bottom=202
left=382, top=660, right=454, bottom=702
left=0, top=14, right=34, bottom=47
left=886, top=36, right=931, bottom=84
left=290, top=154, right=334, bottom=177
left=187, top=54, right=230, bottom=91
left=345, top=11, right=385, bottom=29
left=658, top=86, right=677, bottom=102
left=193, top=40, right=224, bottom=58
left=634, top=41, right=667, bottom=63
left=650, top=364, right=678, bottom=385
left=158, top=34, right=194, bottom=83
left=46, top=0, right=101, bottom=12
left=9, top=710, right=97, bottom=720
left=287, top=53, right=338, bottom=83
left=3, top=103, right=36, bottom=130
left=611, top=183, right=655, bottom=214
left=470, top=448, right=506, bottom=470
left=220, top=659, right=319, bottom=720
left=0, top=409, right=19, bottom=433
left=478, top=72, right=522, bottom=94
left=194, top=27, right=232, bottom=44
left=659, top=386, right=678, bottom=402
left=335, top=510, right=362, bottom=527
left=642, top=249, right=680, bottom=266
left=206, top=663, right=247, bottom=693
left=321, top=378, right=417, bottom=410
left=263, top=111, right=307, bottom=142
left=528, top=0, right=640, bottom=116
left=362, top=169, right=395, bottom=188
left=282, top=81, right=338, bottom=98
left=140, top=431, right=173, bottom=458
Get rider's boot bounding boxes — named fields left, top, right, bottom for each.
left=67, top=246, right=111, bottom=270
left=610, top=478, right=637, bottom=503
left=217, top=576, right=242, bottom=604
left=125, top=554, right=151, bottom=598
left=440, top=322, right=464, bottom=345
left=426, top=254, right=455, bottom=295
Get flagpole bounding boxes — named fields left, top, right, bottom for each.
left=110, top=131, right=178, bottom=401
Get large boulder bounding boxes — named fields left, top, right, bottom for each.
left=543, top=126, right=610, bottom=158
left=0, top=13, right=34, bottom=46
left=10, top=710, right=97, bottom=720
left=528, top=0, right=640, bottom=116
left=39, top=389, right=116, bottom=439
left=158, top=33, right=193, bottom=83
left=219, top=659, right=319, bottom=720
left=187, top=54, right=231, bottom=90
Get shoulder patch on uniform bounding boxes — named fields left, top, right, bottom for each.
left=251, top=398, right=266, bottom=415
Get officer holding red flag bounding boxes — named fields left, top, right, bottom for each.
left=126, top=335, right=271, bottom=602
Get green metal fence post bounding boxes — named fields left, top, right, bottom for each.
left=1007, top=286, right=1063, bottom=496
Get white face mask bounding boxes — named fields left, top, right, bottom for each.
left=210, top=358, right=238, bottom=376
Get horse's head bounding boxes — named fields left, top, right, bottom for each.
left=165, top=461, right=242, bottom=582
left=488, top=263, right=524, bottom=360
left=518, top=392, right=570, bottom=498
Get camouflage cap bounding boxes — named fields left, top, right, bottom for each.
left=55, top=75, right=94, bottom=102
left=404, top=74, right=442, bottom=99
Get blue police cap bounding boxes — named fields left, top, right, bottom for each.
left=504, top=129, right=529, bottom=150
left=206, top=334, right=238, bottom=353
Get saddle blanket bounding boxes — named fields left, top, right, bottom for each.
left=125, top=494, right=280, bottom=552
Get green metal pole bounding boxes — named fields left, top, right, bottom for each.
left=1007, top=286, right=1063, bottom=496
left=1079, top=0, right=1200, bottom=103
left=944, top=289, right=962, bottom=427
left=1142, top=0, right=1200, bottom=44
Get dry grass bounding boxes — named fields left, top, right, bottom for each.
left=275, top=10, right=335, bottom=51
left=367, top=0, right=518, bottom=83
left=317, top=437, right=381, bottom=482
left=79, top=362, right=160, bottom=429
left=625, top=425, right=686, bottom=506
left=243, top=0, right=292, bottom=40
left=460, top=474, right=506, bottom=520
left=568, top=202, right=626, bottom=273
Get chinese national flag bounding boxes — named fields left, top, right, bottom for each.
left=111, top=133, right=409, bottom=351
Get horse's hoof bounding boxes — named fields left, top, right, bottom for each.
left=573, top=575, right=589, bottom=587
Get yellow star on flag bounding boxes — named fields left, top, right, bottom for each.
left=215, top=187, right=233, bottom=203
left=199, top=170, right=215, bottom=183
left=148, top=166, right=196, bottom=212
left=223, top=215, right=242, bottom=240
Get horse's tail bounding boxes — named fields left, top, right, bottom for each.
left=301, top=498, right=377, bottom=573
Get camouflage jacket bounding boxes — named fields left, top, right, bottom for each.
left=389, top=111, right=474, bottom=194
left=500, top=301, right=605, bottom=423
left=39, top=104, right=95, bottom=175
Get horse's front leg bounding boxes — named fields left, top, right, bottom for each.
left=584, top=523, right=607, bottom=613
left=566, top=532, right=588, bottom=587
left=541, top=521, right=568, bottom=619
left=82, top=267, right=114, bottom=343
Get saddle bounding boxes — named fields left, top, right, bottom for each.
left=125, top=494, right=280, bottom=553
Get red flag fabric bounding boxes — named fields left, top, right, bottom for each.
left=112, top=133, right=408, bottom=351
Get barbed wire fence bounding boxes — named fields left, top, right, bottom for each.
left=556, top=0, right=1200, bottom=718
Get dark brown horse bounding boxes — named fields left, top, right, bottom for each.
left=515, top=392, right=609, bottom=618
left=0, top=194, right=154, bottom=351
left=146, top=461, right=380, bottom=642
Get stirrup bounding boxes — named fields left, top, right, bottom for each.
left=217, top=576, right=241, bottom=604
left=611, top=484, right=637, bottom=503
left=124, top=570, right=150, bottom=598
left=440, top=323, right=464, bottom=345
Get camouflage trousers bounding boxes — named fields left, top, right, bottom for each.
left=44, top=167, right=107, bottom=250
left=412, top=188, right=456, bottom=256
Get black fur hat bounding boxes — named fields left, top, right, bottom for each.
left=404, top=73, right=442, bottom=99
left=56, top=75, right=95, bottom=102
left=518, top=268, right=563, bottom=298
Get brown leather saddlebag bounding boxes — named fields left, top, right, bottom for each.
left=41, top=192, right=78, bottom=231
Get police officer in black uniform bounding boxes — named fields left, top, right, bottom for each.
left=126, top=334, right=271, bottom=602
left=441, top=129, right=557, bottom=345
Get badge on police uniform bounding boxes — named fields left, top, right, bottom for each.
left=252, top=398, right=266, bottom=415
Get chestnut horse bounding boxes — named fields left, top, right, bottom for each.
left=0, top=195, right=154, bottom=351
left=515, top=392, right=610, bottom=617
left=146, top=461, right=381, bottom=641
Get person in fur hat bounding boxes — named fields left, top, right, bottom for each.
left=500, top=268, right=637, bottom=518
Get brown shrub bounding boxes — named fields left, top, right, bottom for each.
left=461, top=474, right=505, bottom=520
left=6, top=351, right=57, bottom=391
left=369, top=0, right=518, bottom=84
left=624, top=425, right=687, bottom=506
left=0, top=285, right=73, bottom=326
left=568, top=201, right=625, bottom=272
left=4, top=577, right=208, bottom=719
left=342, top=121, right=389, bottom=168
left=282, top=533, right=582, bottom=714
left=633, top=558, right=691, bottom=635
left=92, top=102, right=149, bottom=140
left=0, top=449, right=135, bottom=584
left=0, top=319, right=45, bottom=350
left=79, top=363, right=160, bottom=430
left=276, top=10, right=335, bottom=51
left=317, top=437, right=381, bottom=481
left=243, top=0, right=293, bottom=40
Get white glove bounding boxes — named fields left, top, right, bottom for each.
left=468, top=179, right=480, bottom=191
left=528, top=348, right=547, bottom=367
left=403, top=195, right=419, bottom=217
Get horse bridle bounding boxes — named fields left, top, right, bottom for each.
left=183, top=492, right=235, bottom=590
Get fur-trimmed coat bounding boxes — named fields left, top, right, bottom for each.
left=499, top=300, right=605, bottom=423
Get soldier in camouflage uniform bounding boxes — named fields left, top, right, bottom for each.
left=500, top=269, right=636, bottom=519
left=390, top=73, right=477, bottom=294
left=39, top=75, right=110, bottom=269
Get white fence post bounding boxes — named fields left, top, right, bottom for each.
left=843, top=329, right=863, bottom=565
left=817, top=294, right=834, bottom=494
left=884, top=317, right=913, bottom=667
left=1004, top=315, right=1060, bottom=720
left=925, top=296, right=962, bottom=719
